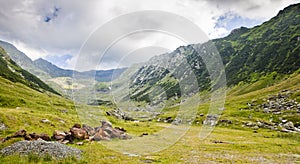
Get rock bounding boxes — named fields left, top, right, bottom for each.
left=13, top=129, right=26, bottom=138
left=60, top=109, right=68, bottom=113
left=281, top=128, right=294, bottom=133
left=0, top=123, right=8, bottom=130
left=29, top=133, right=39, bottom=140
left=257, top=121, right=263, bottom=127
left=139, top=132, right=148, bottom=137
left=283, top=121, right=294, bottom=130
left=52, top=130, right=66, bottom=141
left=220, top=119, right=232, bottom=124
left=115, top=127, right=126, bottom=132
left=62, top=140, right=69, bottom=144
left=72, top=123, right=81, bottom=129
left=294, top=127, right=300, bottom=132
left=0, top=140, right=82, bottom=159
left=203, top=114, right=218, bottom=126
left=70, top=127, right=89, bottom=140
left=27, top=133, right=51, bottom=141
left=93, top=128, right=110, bottom=141
left=76, top=142, right=84, bottom=146
left=39, top=133, right=51, bottom=141
left=40, top=119, right=51, bottom=123
left=82, top=124, right=95, bottom=136
left=101, top=121, right=112, bottom=128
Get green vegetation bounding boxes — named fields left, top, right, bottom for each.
left=0, top=3, right=299, bottom=164
left=0, top=47, right=58, bottom=94
left=128, top=3, right=300, bottom=102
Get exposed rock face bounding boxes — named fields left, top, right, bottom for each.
left=0, top=140, right=82, bottom=159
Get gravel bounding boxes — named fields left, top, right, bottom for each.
left=0, top=140, right=82, bottom=159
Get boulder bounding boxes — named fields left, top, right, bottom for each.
left=70, top=127, right=89, bottom=140
left=40, top=119, right=51, bottom=123
left=39, top=133, right=51, bottom=141
left=52, top=130, right=66, bottom=141
left=93, top=128, right=110, bottom=141
left=82, top=124, right=95, bottom=136
left=72, top=123, right=81, bottom=129
left=283, top=121, right=294, bottom=130
left=13, top=129, right=26, bottom=138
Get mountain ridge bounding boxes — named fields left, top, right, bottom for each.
left=0, top=47, right=59, bottom=94
left=121, top=3, right=300, bottom=102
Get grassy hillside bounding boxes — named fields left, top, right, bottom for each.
left=0, top=47, right=58, bottom=94
left=126, top=3, right=300, bottom=102
left=1, top=72, right=299, bottom=163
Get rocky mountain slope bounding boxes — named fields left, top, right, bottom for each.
left=0, top=47, right=58, bottom=94
left=124, top=3, right=300, bottom=102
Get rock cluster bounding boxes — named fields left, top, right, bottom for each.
left=203, top=114, right=219, bottom=126
left=106, top=109, right=134, bottom=121
left=2, top=121, right=131, bottom=144
left=242, top=90, right=300, bottom=133
left=242, top=120, right=300, bottom=133
left=52, top=121, right=131, bottom=144
left=0, top=140, right=82, bottom=159
left=246, top=90, right=300, bottom=114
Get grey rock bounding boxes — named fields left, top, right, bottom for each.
left=0, top=140, right=82, bottom=159
left=0, top=123, right=8, bottom=130
left=40, top=119, right=51, bottom=123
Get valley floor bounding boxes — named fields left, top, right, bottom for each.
left=1, top=125, right=299, bottom=163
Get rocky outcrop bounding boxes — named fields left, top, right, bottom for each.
left=106, top=109, right=134, bottom=121
left=242, top=90, right=300, bottom=133
left=2, top=121, right=131, bottom=144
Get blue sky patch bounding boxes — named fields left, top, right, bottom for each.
left=215, top=12, right=262, bottom=32
left=44, top=54, right=72, bottom=68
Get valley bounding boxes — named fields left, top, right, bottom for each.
left=0, top=2, right=299, bottom=164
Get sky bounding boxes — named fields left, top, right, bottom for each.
left=0, top=0, right=299, bottom=71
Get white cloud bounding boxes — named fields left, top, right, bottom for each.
left=0, top=0, right=299, bottom=70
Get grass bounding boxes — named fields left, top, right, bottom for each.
left=0, top=73, right=300, bottom=163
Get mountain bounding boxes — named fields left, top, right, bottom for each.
left=33, top=58, right=74, bottom=77
left=0, top=47, right=58, bottom=94
left=34, top=58, right=126, bottom=82
left=0, top=41, right=49, bottom=79
left=0, top=41, right=126, bottom=82
left=118, top=3, right=300, bottom=102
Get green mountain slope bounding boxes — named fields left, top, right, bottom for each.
left=0, top=47, right=58, bottom=95
left=125, top=3, right=300, bottom=102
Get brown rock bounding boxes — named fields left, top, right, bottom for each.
left=101, top=121, right=112, bottom=128
left=115, top=127, right=126, bottom=132
left=62, top=140, right=70, bottom=144
left=72, top=123, right=81, bottom=128
left=39, top=133, right=51, bottom=141
left=13, top=129, right=26, bottom=137
left=52, top=130, right=66, bottom=141
left=29, top=133, right=39, bottom=140
left=93, top=128, right=110, bottom=141
left=82, top=124, right=95, bottom=136
left=70, top=127, right=89, bottom=140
